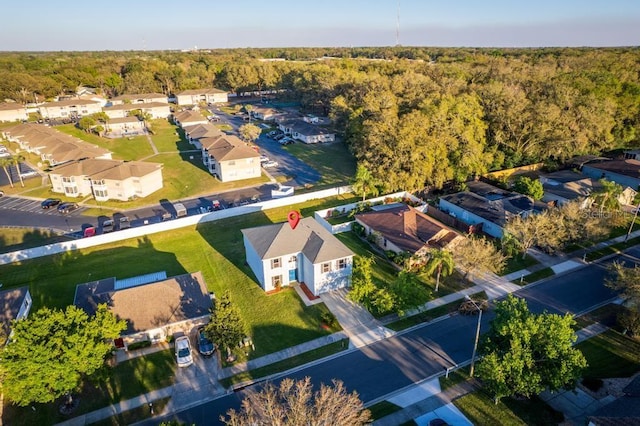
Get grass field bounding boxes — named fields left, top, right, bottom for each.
left=577, top=329, right=640, bottom=378
left=56, top=125, right=154, bottom=161
left=3, top=349, right=175, bottom=426
left=501, top=254, right=539, bottom=276
left=149, top=119, right=192, bottom=152
left=0, top=227, right=73, bottom=253
left=283, top=142, right=356, bottom=187
left=511, top=267, right=555, bottom=285
left=0, top=194, right=358, bottom=360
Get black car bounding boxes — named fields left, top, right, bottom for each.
left=197, top=328, right=215, bottom=356
left=41, top=198, right=61, bottom=209
left=57, top=202, right=79, bottom=214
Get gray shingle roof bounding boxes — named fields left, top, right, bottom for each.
left=0, top=287, right=29, bottom=339
left=242, top=217, right=353, bottom=263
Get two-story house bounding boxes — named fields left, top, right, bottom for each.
left=200, top=135, right=260, bottom=182
left=175, top=89, right=228, bottom=105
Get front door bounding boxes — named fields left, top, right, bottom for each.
left=289, top=268, right=297, bottom=282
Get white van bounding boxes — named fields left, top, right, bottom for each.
left=174, top=203, right=187, bottom=218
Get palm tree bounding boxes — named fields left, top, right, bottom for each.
left=352, top=164, right=379, bottom=202
left=423, top=248, right=454, bottom=292
left=594, top=179, right=622, bottom=213
left=0, top=157, right=14, bottom=188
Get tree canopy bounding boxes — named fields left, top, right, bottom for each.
left=0, top=304, right=126, bottom=406
left=477, top=295, right=587, bottom=403
left=204, top=291, right=247, bottom=356
left=512, top=176, right=544, bottom=200
left=223, top=377, right=370, bottom=425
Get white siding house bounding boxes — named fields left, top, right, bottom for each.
left=108, top=93, right=168, bottom=106
left=278, top=120, right=335, bottom=144
left=200, top=135, right=261, bottom=182
left=103, top=102, right=171, bottom=119
left=39, top=99, right=102, bottom=119
left=175, top=89, right=228, bottom=105
left=0, top=103, right=28, bottom=122
left=242, top=217, right=354, bottom=296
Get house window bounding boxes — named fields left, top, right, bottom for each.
left=62, top=176, right=75, bottom=183
left=271, top=258, right=281, bottom=269
left=321, top=262, right=331, bottom=273
left=94, top=189, right=108, bottom=198
left=272, top=275, right=282, bottom=288
left=337, top=258, right=348, bottom=270
left=228, top=160, right=236, bottom=166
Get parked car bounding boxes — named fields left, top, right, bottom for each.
left=259, top=155, right=269, bottom=163
left=263, top=160, right=279, bottom=168
left=279, top=137, right=294, bottom=145
left=211, top=200, right=222, bottom=210
left=102, top=219, right=115, bottom=233
left=41, top=198, right=61, bottom=209
left=175, top=336, right=193, bottom=367
left=118, top=216, right=131, bottom=230
left=273, top=133, right=285, bottom=141
left=197, top=328, right=215, bottom=356
left=57, top=202, right=79, bottom=214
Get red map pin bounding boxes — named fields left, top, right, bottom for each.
left=287, top=210, right=301, bottom=229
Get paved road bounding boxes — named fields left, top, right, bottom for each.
left=143, top=250, right=628, bottom=425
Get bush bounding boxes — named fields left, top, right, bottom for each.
left=320, top=311, right=337, bottom=327
left=618, top=309, right=640, bottom=337
left=352, top=222, right=365, bottom=237
left=127, top=340, right=152, bottom=351
left=582, top=377, right=603, bottom=392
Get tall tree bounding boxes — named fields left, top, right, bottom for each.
left=0, top=305, right=126, bottom=406
left=351, top=164, right=379, bottom=201
left=204, top=291, right=247, bottom=358
left=238, top=123, right=261, bottom=143
left=593, top=179, right=623, bottom=213
left=452, top=237, right=506, bottom=279
left=423, top=249, right=454, bottom=292
left=606, top=261, right=640, bottom=307
left=0, top=156, right=14, bottom=188
left=512, top=176, right=544, bottom=200
left=477, top=295, right=587, bottom=404
left=223, top=377, right=371, bottom=425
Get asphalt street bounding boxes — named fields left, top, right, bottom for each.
left=144, top=250, right=626, bottom=425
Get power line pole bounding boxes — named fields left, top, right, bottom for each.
left=395, top=0, right=401, bottom=46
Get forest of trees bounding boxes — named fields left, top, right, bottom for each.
left=2, top=47, right=639, bottom=192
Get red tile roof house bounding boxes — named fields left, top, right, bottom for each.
left=355, top=204, right=464, bottom=258
left=0, top=286, right=32, bottom=345
left=242, top=217, right=354, bottom=297
left=73, top=272, right=212, bottom=347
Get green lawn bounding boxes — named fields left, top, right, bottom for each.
left=585, top=236, right=640, bottom=261
left=283, top=142, right=356, bottom=188
left=0, top=227, right=73, bottom=254
left=56, top=124, right=154, bottom=161
left=501, top=254, right=539, bottom=276
left=577, top=330, right=640, bottom=378
left=511, top=267, right=555, bottom=285
left=0, top=194, right=357, bottom=359
left=219, top=338, right=349, bottom=388
left=367, top=401, right=402, bottom=420
left=149, top=119, right=192, bottom=152
left=454, top=391, right=564, bottom=426
left=3, top=350, right=175, bottom=426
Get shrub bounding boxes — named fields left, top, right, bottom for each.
left=320, top=311, right=337, bottom=327
left=352, top=222, right=365, bottom=237
left=127, top=340, right=152, bottom=351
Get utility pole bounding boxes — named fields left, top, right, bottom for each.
left=466, top=295, right=483, bottom=377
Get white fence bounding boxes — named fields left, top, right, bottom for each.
left=0, top=185, right=352, bottom=265
left=314, top=191, right=424, bottom=234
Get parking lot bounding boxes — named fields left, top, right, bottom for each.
left=0, top=195, right=85, bottom=217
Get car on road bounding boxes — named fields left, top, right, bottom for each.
left=57, top=202, right=79, bottom=214
left=41, top=198, right=61, bottom=209
left=279, top=137, right=294, bottom=145
left=263, top=160, right=279, bottom=168
left=197, top=328, right=215, bottom=357
left=175, top=336, right=193, bottom=367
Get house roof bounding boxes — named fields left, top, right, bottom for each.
left=107, top=116, right=142, bottom=125
left=73, top=272, right=211, bottom=335
left=441, top=191, right=535, bottom=227
left=173, top=110, right=208, bottom=124
left=355, top=204, right=461, bottom=254
left=0, top=287, right=29, bottom=339
left=540, top=170, right=601, bottom=201
left=200, top=135, right=259, bottom=162
left=176, top=88, right=227, bottom=96
left=40, top=99, right=101, bottom=107
left=0, top=103, right=26, bottom=112
left=279, top=119, right=334, bottom=137
left=110, top=93, right=167, bottom=102
left=242, top=217, right=353, bottom=263
left=183, top=123, right=223, bottom=140
left=104, top=102, right=170, bottom=112
left=50, top=158, right=161, bottom=180
left=585, top=159, right=640, bottom=180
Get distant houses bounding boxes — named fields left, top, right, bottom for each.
left=105, top=117, right=146, bottom=136
left=108, top=93, right=168, bottom=105
left=173, top=110, right=208, bottom=128
left=278, top=119, right=335, bottom=144
left=0, top=103, right=28, bottom=122
left=103, top=102, right=171, bottom=120
left=175, top=88, right=228, bottom=105
left=38, top=99, right=103, bottom=119
left=242, top=217, right=354, bottom=296
left=581, top=159, right=640, bottom=191
left=48, top=158, right=163, bottom=201
left=200, top=134, right=261, bottom=182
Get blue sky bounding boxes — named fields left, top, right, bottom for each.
left=2, top=0, right=639, bottom=51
